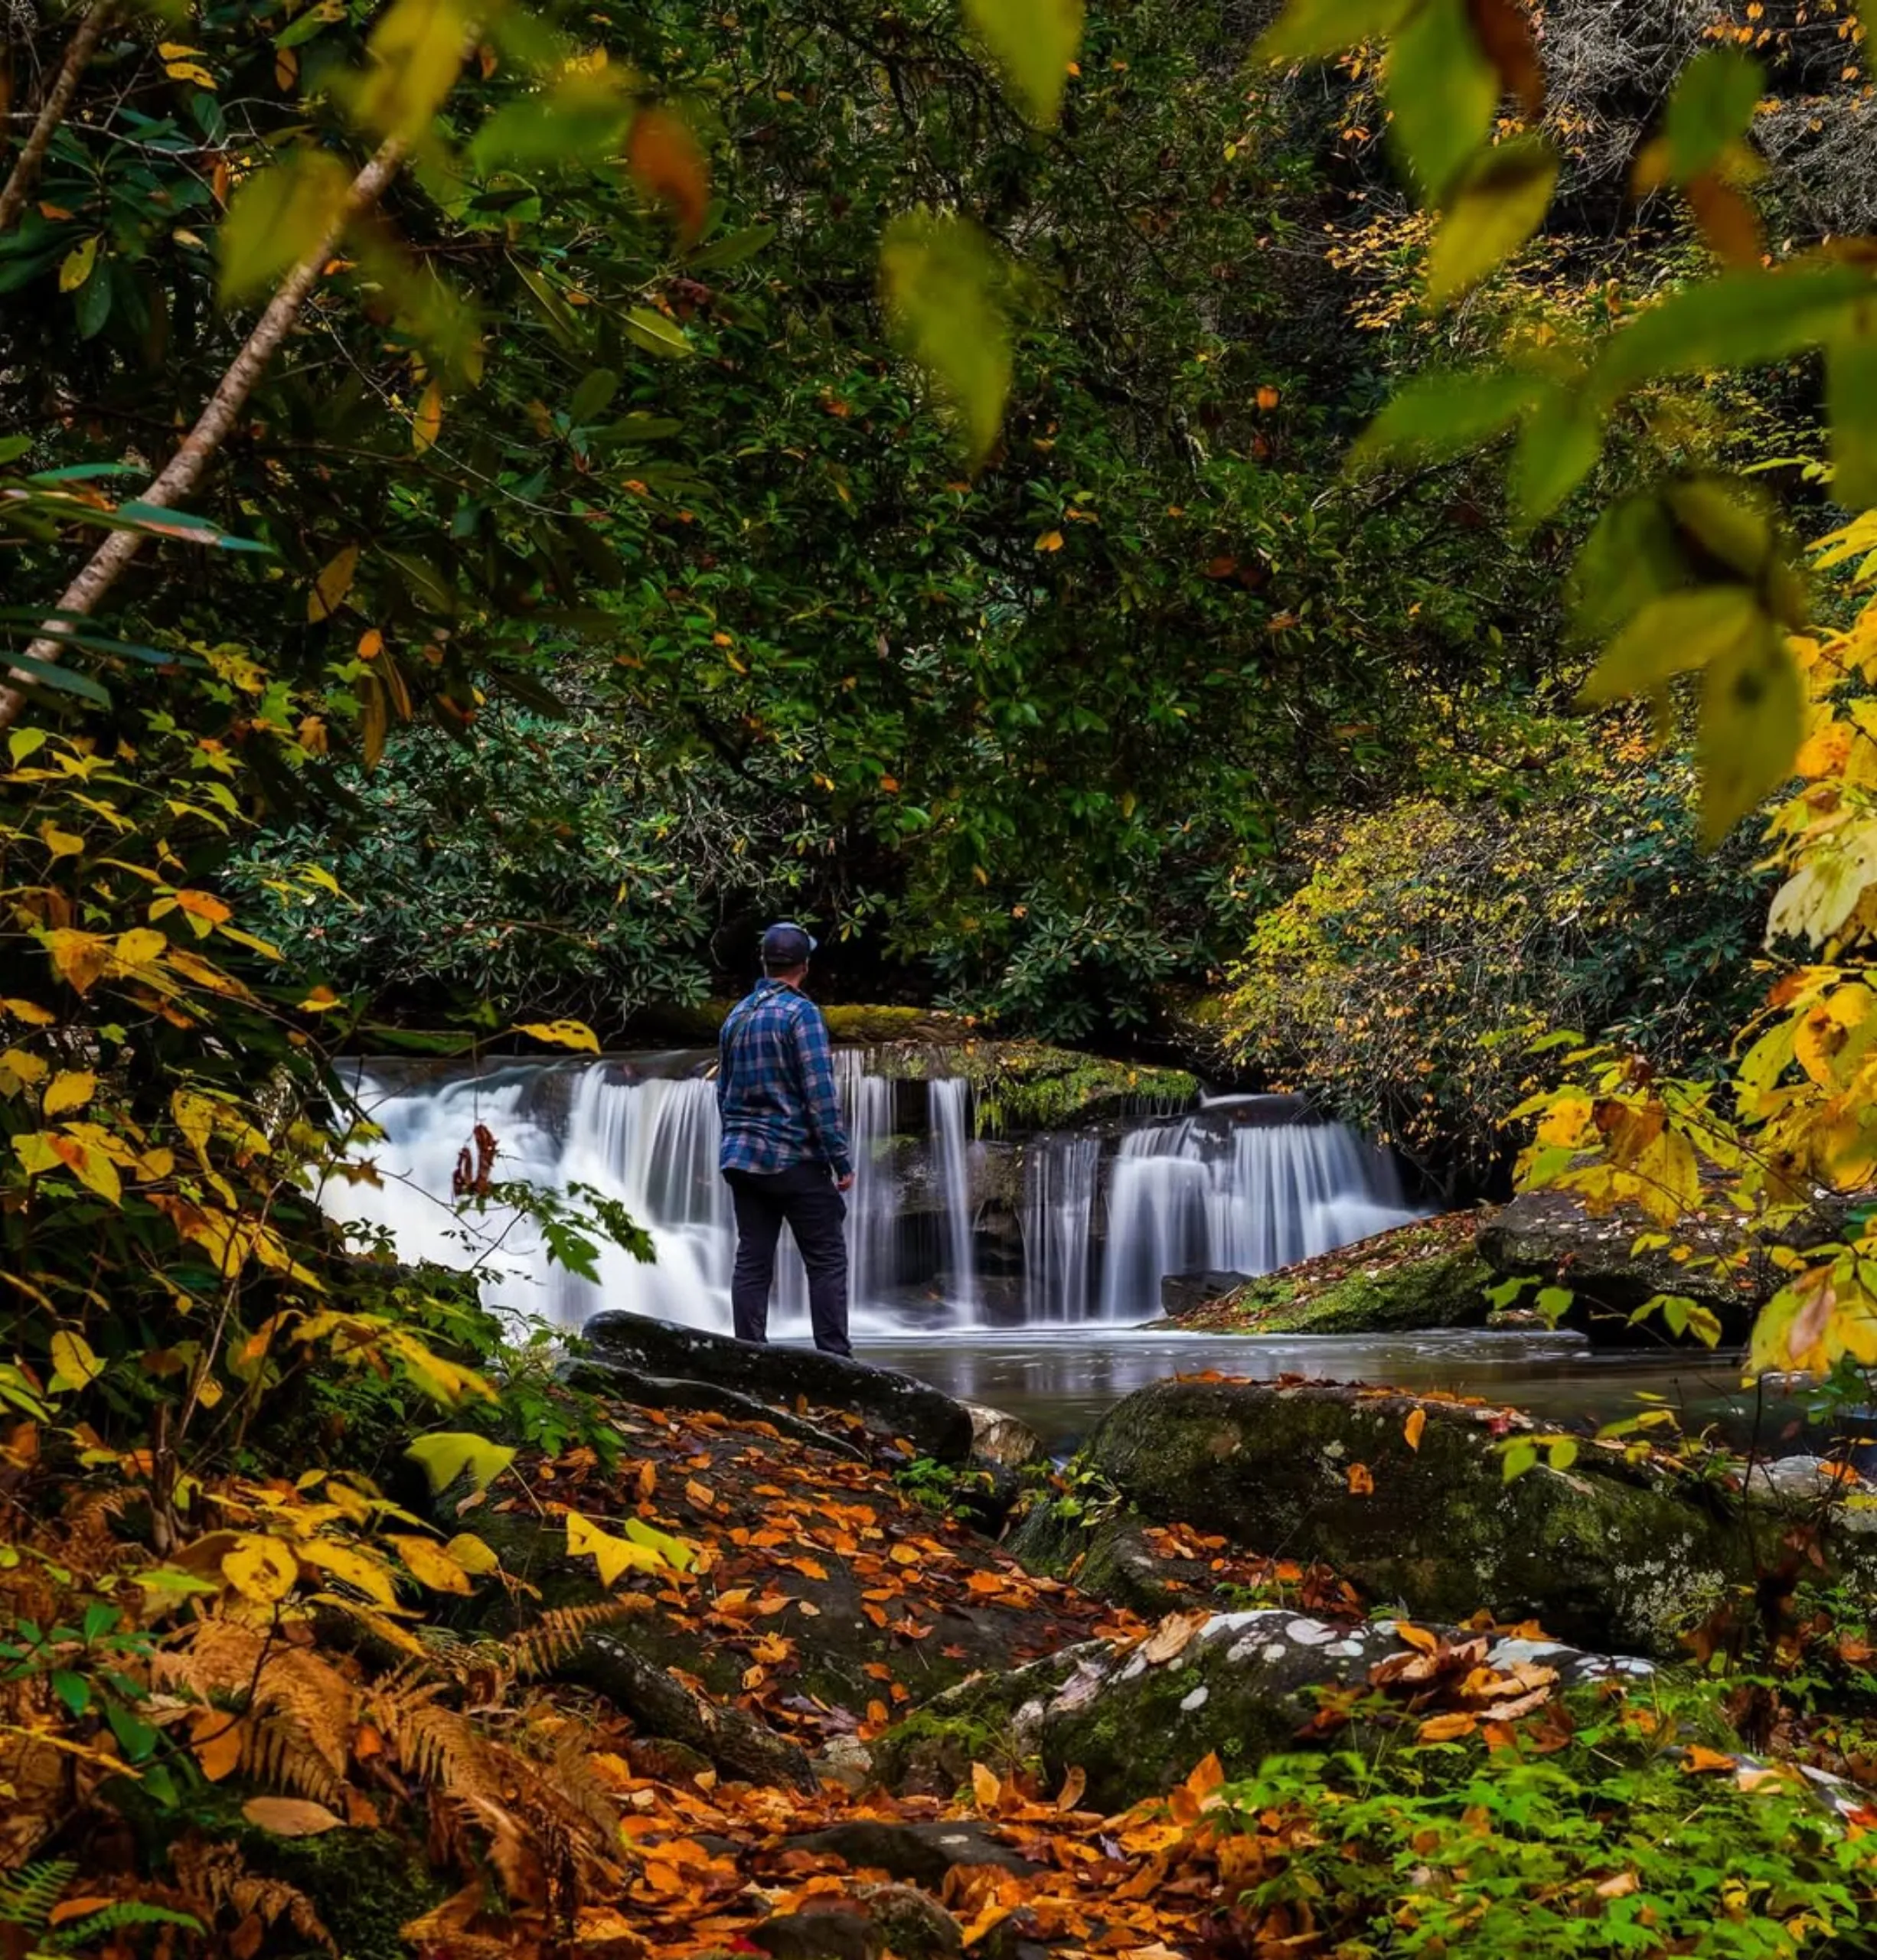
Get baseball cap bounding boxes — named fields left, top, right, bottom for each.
left=760, top=921, right=818, bottom=966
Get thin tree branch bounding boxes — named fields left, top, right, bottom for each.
left=0, top=1, right=116, bottom=235
left=0, top=135, right=406, bottom=734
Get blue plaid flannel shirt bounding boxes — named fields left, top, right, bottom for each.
left=716, top=980, right=853, bottom=1179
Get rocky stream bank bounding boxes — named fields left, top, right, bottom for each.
left=270, top=1313, right=1877, bottom=1958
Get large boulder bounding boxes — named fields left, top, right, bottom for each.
left=1016, top=1609, right=1661, bottom=1808
left=1475, top=1189, right=1770, bottom=1346
left=1074, top=1378, right=1750, bottom=1655
left=582, top=1310, right=976, bottom=1463
left=1154, top=1215, right=1491, bottom=1334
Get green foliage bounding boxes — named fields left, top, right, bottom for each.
left=1222, top=731, right=1771, bottom=1177
left=1219, top=1700, right=1869, bottom=1958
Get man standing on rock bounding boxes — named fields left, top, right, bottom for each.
left=717, top=921, right=855, bottom=1356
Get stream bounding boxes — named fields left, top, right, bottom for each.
left=847, top=1326, right=1807, bottom=1454
left=328, top=1049, right=1813, bottom=1456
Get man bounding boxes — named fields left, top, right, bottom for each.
left=716, top=921, right=855, bottom=1356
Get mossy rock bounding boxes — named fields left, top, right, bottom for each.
left=1083, top=1379, right=1743, bottom=1657
left=1022, top=1609, right=1725, bottom=1810
left=231, top=1827, right=446, bottom=1960
left=1164, top=1215, right=1492, bottom=1335
left=1002, top=1502, right=1196, bottom=1618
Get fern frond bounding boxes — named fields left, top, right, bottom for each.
left=42, top=1900, right=203, bottom=1950
left=171, top=1839, right=335, bottom=1955
left=0, top=1860, right=78, bottom=1930
left=509, top=1596, right=653, bottom=1680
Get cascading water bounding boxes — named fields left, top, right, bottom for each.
left=1021, top=1133, right=1101, bottom=1321
left=325, top=1055, right=1417, bottom=1333
left=1096, top=1106, right=1415, bottom=1320
left=928, top=1076, right=980, bottom=1318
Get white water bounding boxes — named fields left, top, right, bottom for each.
left=929, top=1076, right=980, bottom=1319
left=325, top=1056, right=1416, bottom=1333
left=1097, top=1111, right=1416, bottom=1320
left=1022, top=1133, right=1101, bottom=1321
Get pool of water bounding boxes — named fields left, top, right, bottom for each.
left=845, top=1325, right=1814, bottom=1455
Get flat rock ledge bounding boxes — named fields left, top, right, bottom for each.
left=582, top=1310, right=977, bottom=1463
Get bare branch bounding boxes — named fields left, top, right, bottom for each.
left=0, top=137, right=406, bottom=734
left=0, top=1, right=116, bottom=236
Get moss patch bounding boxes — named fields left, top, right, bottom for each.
left=1169, top=1212, right=1492, bottom=1333
left=865, top=1040, right=1195, bottom=1130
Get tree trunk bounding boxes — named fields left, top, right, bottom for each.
left=0, top=137, right=405, bottom=735
left=0, top=2, right=116, bottom=236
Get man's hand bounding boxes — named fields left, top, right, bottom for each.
left=836, top=1172, right=855, bottom=1192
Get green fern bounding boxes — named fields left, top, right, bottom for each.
left=0, top=1861, right=77, bottom=1932
left=41, top=1902, right=203, bottom=1951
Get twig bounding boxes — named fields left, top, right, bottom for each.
left=0, top=1, right=116, bottom=235
left=0, top=135, right=406, bottom=734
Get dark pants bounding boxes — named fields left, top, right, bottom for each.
left=724, top=1161, right=850, bottom=1356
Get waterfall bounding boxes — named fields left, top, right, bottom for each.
left=1096, top=1110, right=1415, bottom=1321
left=326, top=1054, right=1417, bottom=1336
left=928, top=1076, right=980, bottom=1317
left=1022, top=1133, right=1100, bottom=1320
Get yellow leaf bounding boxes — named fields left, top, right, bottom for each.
left=1404, top=1407, right=1427, bottom=1452
left=1036, top=530, right=1065, bottom=552
left=2, top=1048, right=49, bottom=1087
left=58, top=236, right=100, bottom=292
left=2, top=999, right=57, bottom=1026
left=49, top=1328, right=104, bottom=1391
left=39, top=820, right=85, bottom=859
left=971, top=1760, right=1001, bottom=1812
left=1426, top=135, right=1559, bottom=306
left=157, top=41, right=205, bottom=57
left=114, top=928, right=167, bottom=967
left=45, top=929, right=111, bottom=993
left=879, top=212, right=1011, bottom=472
left=165, top=60, right=217, bottom=86
left=351, top=0, right=470, bottom=139
left=42, top=1071, right=96, bottom=1117
left=241, top=1796, right=344, bottom=1836
left=387, top=1532, right=475, bottom=1594
left=413, top=379, right=442, bottom=454
left=565, top=1508, right=667, bottom=1587
left=962, top=0, right=1083, bottom=128
left=221, top=1533, right=300, bottom=1604
left=513, top=1019, right=599, bottom=1053
left=403, top=1431, right=516, bottom=1496
left=308, top=545, right=360, bottom=624
left=445, top=1531, right=501, bottom=1575
left=217, top=150, right=350, bottom=304
left=297, top=1537, right=399, bottom=1606
left=1416, top=1711, right=1479, bottom=1744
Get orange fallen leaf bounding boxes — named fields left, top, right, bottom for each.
left=1416, top=1712, right=1479, bottom=1744
left=1347, top=1463, right=1375, bottom=1496
left=1404, top=1407, right=1427, bottom=1452
left=1683, top=1745, right=1738, bottom=1774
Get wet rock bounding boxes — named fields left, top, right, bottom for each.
left=1159, top=1270, right=1252, bottom=1319
left=854, top=1887, right=964, bottom=1959
left=963, top=1403, right=1044, bottom=1469
left=1476, top=1189, right=1769, bottom=1346
left=562, top=1360, right=869, bottom=1461
left=785, top=1821, right=1039, bottom=1889
left=1004, top=1506, right=1195, bottom=1619
left=748, top=1906, right=881, bottom=1960
left=582, top=1311, right=975, bottom=1463
left=815, top=1734, right=875, bottom=1793
left=1082, top=1378, right=1739, bottom=1655
left=1021, top=1608, right=1661, bottom=1808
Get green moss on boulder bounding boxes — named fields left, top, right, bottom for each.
left=1082, top=1378, right=1742, bottom=1656
left=1167, top=1215, right=1492, bottom=1334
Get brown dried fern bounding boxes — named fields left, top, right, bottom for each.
left=171, top=1837, right=336, bottom=1955
left=508, top=1596, right=654, bottom=1680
